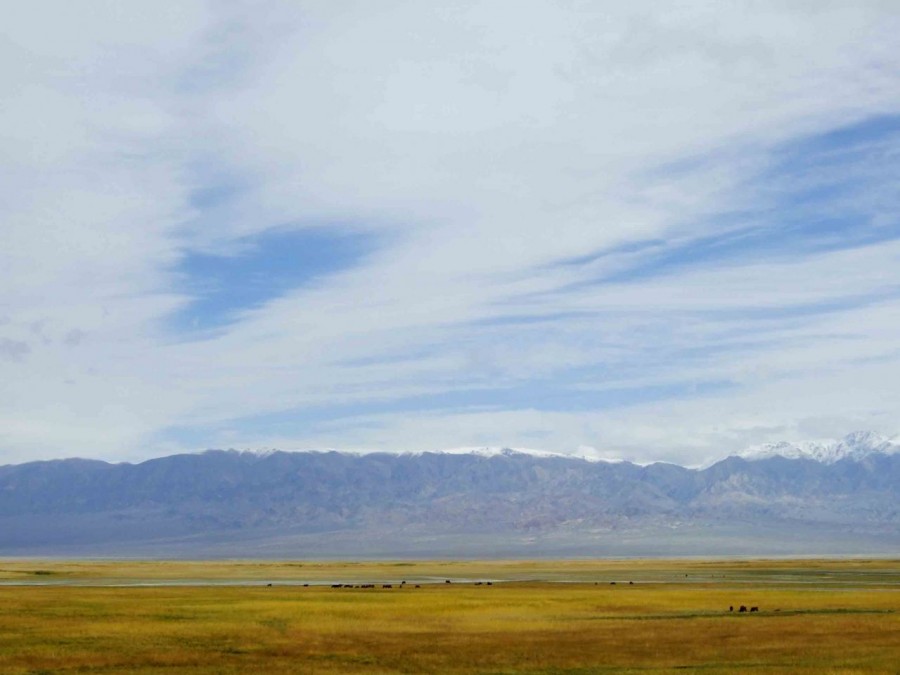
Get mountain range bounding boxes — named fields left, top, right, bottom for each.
left=1, top=432, right=897, bottom=558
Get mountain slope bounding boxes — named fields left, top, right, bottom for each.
left=1, top=439, right=898, bottom=557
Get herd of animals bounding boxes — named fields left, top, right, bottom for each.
left=323, top=580, right=486, bottom=589
left=263, top=580, right=763, bottom=611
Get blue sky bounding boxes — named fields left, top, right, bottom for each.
left=171, top=227, right=376, bottom=333
left=3, top=2, right=900, bottom=465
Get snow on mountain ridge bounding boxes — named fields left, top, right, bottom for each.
left=737, top=431, right=900, bottom=464
left=418, top=446, right=630, bottom=463
left=209, top=432, right=897, bottom=468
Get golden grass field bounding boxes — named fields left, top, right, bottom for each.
left=0, top=558, right=897, bottom=673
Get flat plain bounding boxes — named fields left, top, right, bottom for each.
left=0, top=558, right=897, bottom=674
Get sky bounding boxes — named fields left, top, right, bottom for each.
left=3, top=1, right=900, bottom=467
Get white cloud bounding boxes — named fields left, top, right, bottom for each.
left=3, top=2, right=900, bottom=464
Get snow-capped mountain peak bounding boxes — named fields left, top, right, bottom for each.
left=737, top=431, right=899, bottom=464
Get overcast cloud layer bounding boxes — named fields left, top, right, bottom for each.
left=3, top=1, right=900, bottom=466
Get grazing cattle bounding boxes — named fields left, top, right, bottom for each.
left=750, top=606, right=759, bottom=612
left=475, top=582, right=482, bottom=586
left=303, top=584, right=309, bottom=587
left=415, top=584, right=421, bottom=588
left=486, top=582, right=492, bottom=586
left=445, top=580, right=451, bottom=584
left=266, top=583, right=273, bottom=587
left=729, top=606, right=733, bottom=612
left=739, top=605, right=747, bottom=613
left=629, top=581, right=634, bottom=585
left=382, top=584, right=393, bottom=589
left=610, top=582, right=616, bottom=585
left=331, top=584, right=341, bottom=589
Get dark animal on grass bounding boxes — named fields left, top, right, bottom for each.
left=739, top=605, right=747, bottom=613
left=382, top=584, right=393, bottom=589
left=750, top=606, right=758, bottom=612
left=729, top=606, right=733, bottom=612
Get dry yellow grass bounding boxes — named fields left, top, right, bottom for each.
left=0, top=559, right=897, bottom=673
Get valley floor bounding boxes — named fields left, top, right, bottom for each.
left=0, top=558, right=897, bottom=673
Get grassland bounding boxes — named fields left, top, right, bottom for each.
left=0, top=558, right=897, bottom=673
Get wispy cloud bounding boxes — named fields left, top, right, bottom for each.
left=3, top=2, right=900, bottom=464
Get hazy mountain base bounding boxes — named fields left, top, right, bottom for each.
left=2, top=517, right=897, bottom=559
